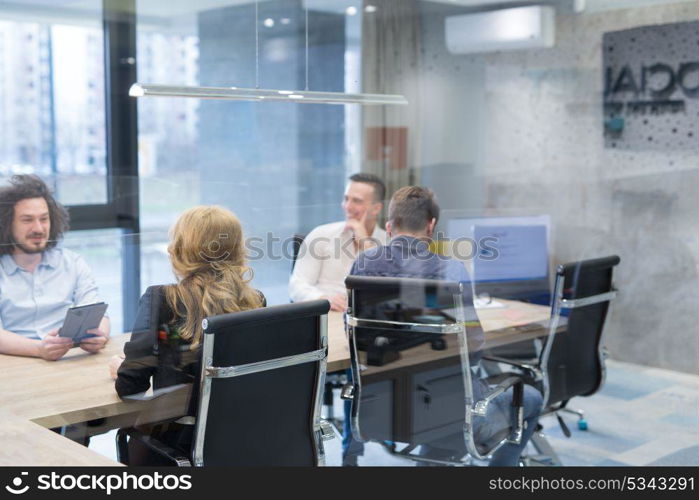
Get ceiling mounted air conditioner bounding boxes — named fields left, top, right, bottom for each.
left=445, top=5, right=555, bottom=54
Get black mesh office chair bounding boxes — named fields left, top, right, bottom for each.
left=342, top=276, right=527, bottom=465
left=117, top=300, right=334, bottom=466
left=486, top=256, right=620, bottom=464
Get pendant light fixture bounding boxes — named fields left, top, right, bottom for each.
left=130, top=1, right=407, bottom=106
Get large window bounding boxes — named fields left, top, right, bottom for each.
left=0, top=3, right=107, bottom=204
left=1, top=0, right=139, bottom=331
left=136, top=0, right=363, bottom=304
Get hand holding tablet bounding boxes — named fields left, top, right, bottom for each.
left=58, top=302, right=109, bottom=347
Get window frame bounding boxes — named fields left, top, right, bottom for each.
left=67, top=0, right=140, bottom=328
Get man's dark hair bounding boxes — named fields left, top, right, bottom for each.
left=388, top=186, right=440, bottom=233
left=0, top=175, right=69, bottom=256
left=349, top=173, right=386, bottom=203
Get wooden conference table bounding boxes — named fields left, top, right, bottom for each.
left=0, top=299, right=556, bottom=466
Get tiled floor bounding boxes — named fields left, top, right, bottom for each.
left=540, top=360, right=699, bottom=466
left=88, top=359, right=699, bottom=466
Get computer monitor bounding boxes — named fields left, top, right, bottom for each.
left=444, top=215, right=551, bottom=304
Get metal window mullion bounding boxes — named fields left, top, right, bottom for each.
left=103, top=0, right=140, bottom=329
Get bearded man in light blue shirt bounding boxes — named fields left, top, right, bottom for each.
left=0, top=175, right=110, bottom=360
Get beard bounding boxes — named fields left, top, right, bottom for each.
left=13, top=236, right=48, bottom=255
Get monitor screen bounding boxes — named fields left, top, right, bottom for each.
left=445, top=215, right=550, bottom=283
left=473, top=224, right=548, bottom=282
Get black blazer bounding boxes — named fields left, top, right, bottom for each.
left=115, top=285, right=266, bottom=418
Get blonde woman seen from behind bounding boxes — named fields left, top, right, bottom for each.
left=109, top=206, right=264, bottom=464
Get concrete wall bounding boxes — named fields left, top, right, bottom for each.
left=416, top=2, right=699, bottom=374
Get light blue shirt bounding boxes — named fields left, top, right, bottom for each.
left=0, top=248, right=103, bottom=339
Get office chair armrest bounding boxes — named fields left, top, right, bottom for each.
left=121, top=429, right=192, bottom=467
left=472, top=376, right=523, bottom=417
left=482, top=355, right=543, bottom=381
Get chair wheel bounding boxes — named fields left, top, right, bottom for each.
left=578, top=419, right=588, bottom=431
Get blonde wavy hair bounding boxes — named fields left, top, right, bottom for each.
left=164, top=205, right=263, bottom=345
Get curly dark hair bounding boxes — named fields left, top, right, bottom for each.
left=0, top=175, right=69, bottom=256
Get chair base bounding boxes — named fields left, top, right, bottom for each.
left=522, top=428, right=562, bottom=466
left=354, top=440, right=490, bottom=467
left=116, top=428, right=192, bottom=466
left=387, top=442, right=475, bottom=466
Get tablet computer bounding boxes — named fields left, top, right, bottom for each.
left=59, top=302, right=108, bottom=345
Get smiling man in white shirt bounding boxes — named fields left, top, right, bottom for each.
left=289, top=173, right=389, bottom=311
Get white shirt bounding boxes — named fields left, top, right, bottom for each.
left=289, top=221, right=388, bottom=301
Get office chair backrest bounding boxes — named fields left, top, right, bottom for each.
left=345, top=276, right=517, bottom=461
left=290, top=234, right=305, bottom=272
left=347, top=275, right=464, bottom=319
left=345, top=276, right=465, bottom=444
left=195, top=300, right=330, bottom=466
left=543, top=255, right=620, bottom=407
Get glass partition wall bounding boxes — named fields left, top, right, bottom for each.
left=130, top=0, right=699, bottom=466
left=2, top=0, right=699, bottom=466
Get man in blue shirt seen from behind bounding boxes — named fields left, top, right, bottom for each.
left=0, top=175, right=110, bottom=360
left=347, top=186, right=542, bottom=466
